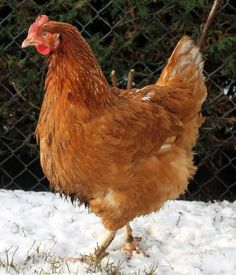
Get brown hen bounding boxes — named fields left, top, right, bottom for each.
left=22, top=15, right=207, bottom=260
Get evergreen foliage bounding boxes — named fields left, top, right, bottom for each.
left=0, top=0, right=235, bottom=199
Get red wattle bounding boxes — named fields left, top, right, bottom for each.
left=36, top=44, right=51, bottom=55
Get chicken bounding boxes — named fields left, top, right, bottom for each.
left=22, top=15, right=207, bottom=260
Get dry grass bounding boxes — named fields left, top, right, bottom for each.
left=0, top=242, right=158, bottom=275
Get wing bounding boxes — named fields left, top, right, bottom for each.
left=101, top=85, right=184, bottom=162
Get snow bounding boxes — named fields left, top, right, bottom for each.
left=0, top=190, right=235, bottom=275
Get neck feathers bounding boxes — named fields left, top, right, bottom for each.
left=45, top=22, right=114, bottom=111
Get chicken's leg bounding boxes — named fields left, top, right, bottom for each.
left=123, top=224, right=146, bottom=258
left=81, top=230, right=116, bottom=263
left=94, top=230, right=116, bottom=259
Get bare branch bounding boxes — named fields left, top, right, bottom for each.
left=110, top=70, right=117, bottom=87
left=127, top=69, right=135, bottom=89
left=198, top=0, right=222, bottom=51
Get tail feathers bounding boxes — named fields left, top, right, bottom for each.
left=157, top=35, right=207, bottom=111
left=157, top=36, right=204, bottom=85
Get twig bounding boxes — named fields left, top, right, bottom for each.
left=206, top=116, right=236, bottom=124
left=198, top=0, right=222, bottom=50
left=1, top=134, right=36, bottom=147
left=213, top=136, right=236, bottom=146
left=11, top=82, right=40, bottom=110
left=110, top=70, right=117, bottom=87
left=127, top=69, right=135, bottom=89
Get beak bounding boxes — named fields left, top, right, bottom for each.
left=21, top=37, right=36, bottom=48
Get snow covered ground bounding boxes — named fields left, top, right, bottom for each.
left=0, top=190, right=235, bottom=275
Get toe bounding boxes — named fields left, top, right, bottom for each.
left=123, top=237, right=148, bottom=258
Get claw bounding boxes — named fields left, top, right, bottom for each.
left=79, top=251, right=108, bottom=264
left=79, top=230, right=116, bottom=264
left=123, top=236, right=149, bottom=258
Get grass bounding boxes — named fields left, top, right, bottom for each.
left=0, top=243, right=158, bottom=275
left=0, top=246, right=20, bottom=273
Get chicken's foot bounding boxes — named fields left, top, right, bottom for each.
left=80, top=230, right=116, bottom=264
left=123, top=224, right=148, bottom=258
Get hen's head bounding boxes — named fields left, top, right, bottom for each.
left=22, top=15, right=61, bottom=55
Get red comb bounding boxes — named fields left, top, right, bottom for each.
left=28, top=15, right=49, bottom=35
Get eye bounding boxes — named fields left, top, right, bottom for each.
left=42, top=31, right=48, bottom=37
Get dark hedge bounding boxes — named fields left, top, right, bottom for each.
left=0, top=0, right=235, bottom=200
